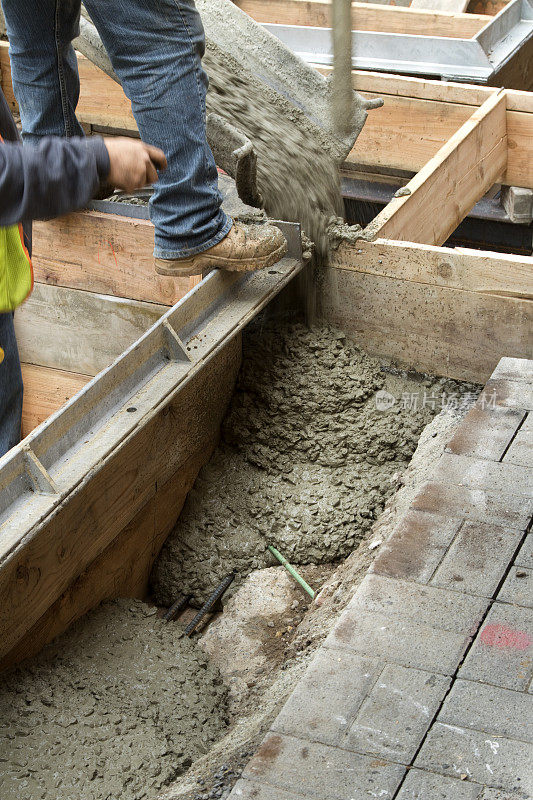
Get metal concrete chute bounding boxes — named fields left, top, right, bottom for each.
left=195, top=0, right=380, bottom=162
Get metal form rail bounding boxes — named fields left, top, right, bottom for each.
left=264, top=0, right=533, bottom=83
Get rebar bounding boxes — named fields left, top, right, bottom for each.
left=163, top=594, right=190, bottom=623
left=268, top=545, right=316, bottom=599
left=184, top=573, right=235, bottom=637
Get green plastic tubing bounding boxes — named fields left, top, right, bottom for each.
left=268, top=545, right=316, bottom=599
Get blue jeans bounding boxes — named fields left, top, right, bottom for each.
left=2, top=0, right=232, bottom=258
left=0, top=313, right=23, bottom=458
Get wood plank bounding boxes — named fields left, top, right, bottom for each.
left=468, top=0, right=508, bottom=14
left=21, top=364, right=90, bottom=438
left=0, top=445, right=213, bottom=670
left=351, top=98, right=532, bottom=189
left=351, top=92, right=474, bottom=175
left=32, top=210, right=193, bottom=306
left=411, top=0, right=469, bottom=13
left=15, top=283, right=167, bottom=376
left=365, top=91, right=508, bottom=245
left=327, top=67, right=533, bottom=112
left=4, top=42, right=533, bottom=187
left=234, top=0, right=487, bottom=37
left=322, top=267, right=532, bottom=383
left=0, top=336, right=241, bottom=664
left=330, top=238, right=533, bottom=299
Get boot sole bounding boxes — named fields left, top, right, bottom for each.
left=155, top=242, right=288, bottom=277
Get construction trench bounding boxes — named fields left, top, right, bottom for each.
left=0, top=315, right=480, bottom=800
left=0, top=1, right=532, bottom=799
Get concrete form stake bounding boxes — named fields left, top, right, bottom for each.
left=268, top=545, right=316, bottom=599
left=331, top=0, right=354, bottom=138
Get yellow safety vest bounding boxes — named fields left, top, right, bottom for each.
left=0, top=222, right=33, bottom=313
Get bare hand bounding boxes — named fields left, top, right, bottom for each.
left=103, top=137, right=167, bottom=192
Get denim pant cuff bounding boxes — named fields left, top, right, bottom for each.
left=153, top=215, right=233, bottom=260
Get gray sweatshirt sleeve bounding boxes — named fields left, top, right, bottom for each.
left=0, top=135, right=110, bottom=226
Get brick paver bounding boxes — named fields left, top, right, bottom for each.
left=515, top=534, right=533, bottom=569
left=344, top=664, right=450, bottom=763
left=438, top=679, right=533, bottom=742
left=434, top=453, right=531, bottom=497
left=370, top=510, right=461, bottom=583
left=228, top=358, right=533, bottom=800
left=410, top=482, right=533, bottom=529
left=231, top=781, right=306, bottom=799
left=415, top=723, right=533, bottom=793
left=429, top=521, right=521, bottom=597
left=504, top=429, right=533, bottom=467
left=271, top=649, right=381, bottom=746
left=497, top=566, right=533, bottom=608
left=396, top=768, right=483, bottom=799
left=459, top=602, right=533, bottom=691
left=482, top=377, right=533, bottom=410
left=242, top=733, right=406, bottom=799
left=445, top=405, right=525, bottom=462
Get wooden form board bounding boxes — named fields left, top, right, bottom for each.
left=331, top=85, right=531, bottom=378
left=325, top=239, right=532, bottom=382
left=15, top=283, right=167, bottom=376
left=21, top=364, right=90, bottom=438
left=233, top=0, right=489, bottom=37
left=32, top=210, right=193, bottom=307
left=365, top=91, right=508, bottom=245
left=0, top=336, right=241, bottom=669
left=327, top=70, right=533, bottom=188
left=1, top=444, right=214, bottom=670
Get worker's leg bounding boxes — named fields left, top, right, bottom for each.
left=0, top=313, right=23, bottom=458
left=1, top=0, right=84, bottom=141
left=83, top=0, right=231, bottom=258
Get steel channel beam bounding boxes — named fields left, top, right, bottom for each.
left=263, top=0, right=533, bottom=83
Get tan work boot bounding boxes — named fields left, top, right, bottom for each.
left=154, top=221, right=287, bottom=277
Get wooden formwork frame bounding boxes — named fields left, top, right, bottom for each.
left=235, top=0, right=533, bottom=89
left=1, top=40, right=529, bottom=387
left=0, top=8, right=531, bottom=670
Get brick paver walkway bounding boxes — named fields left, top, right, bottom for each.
left=229, top=357, right=533, bottom=800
